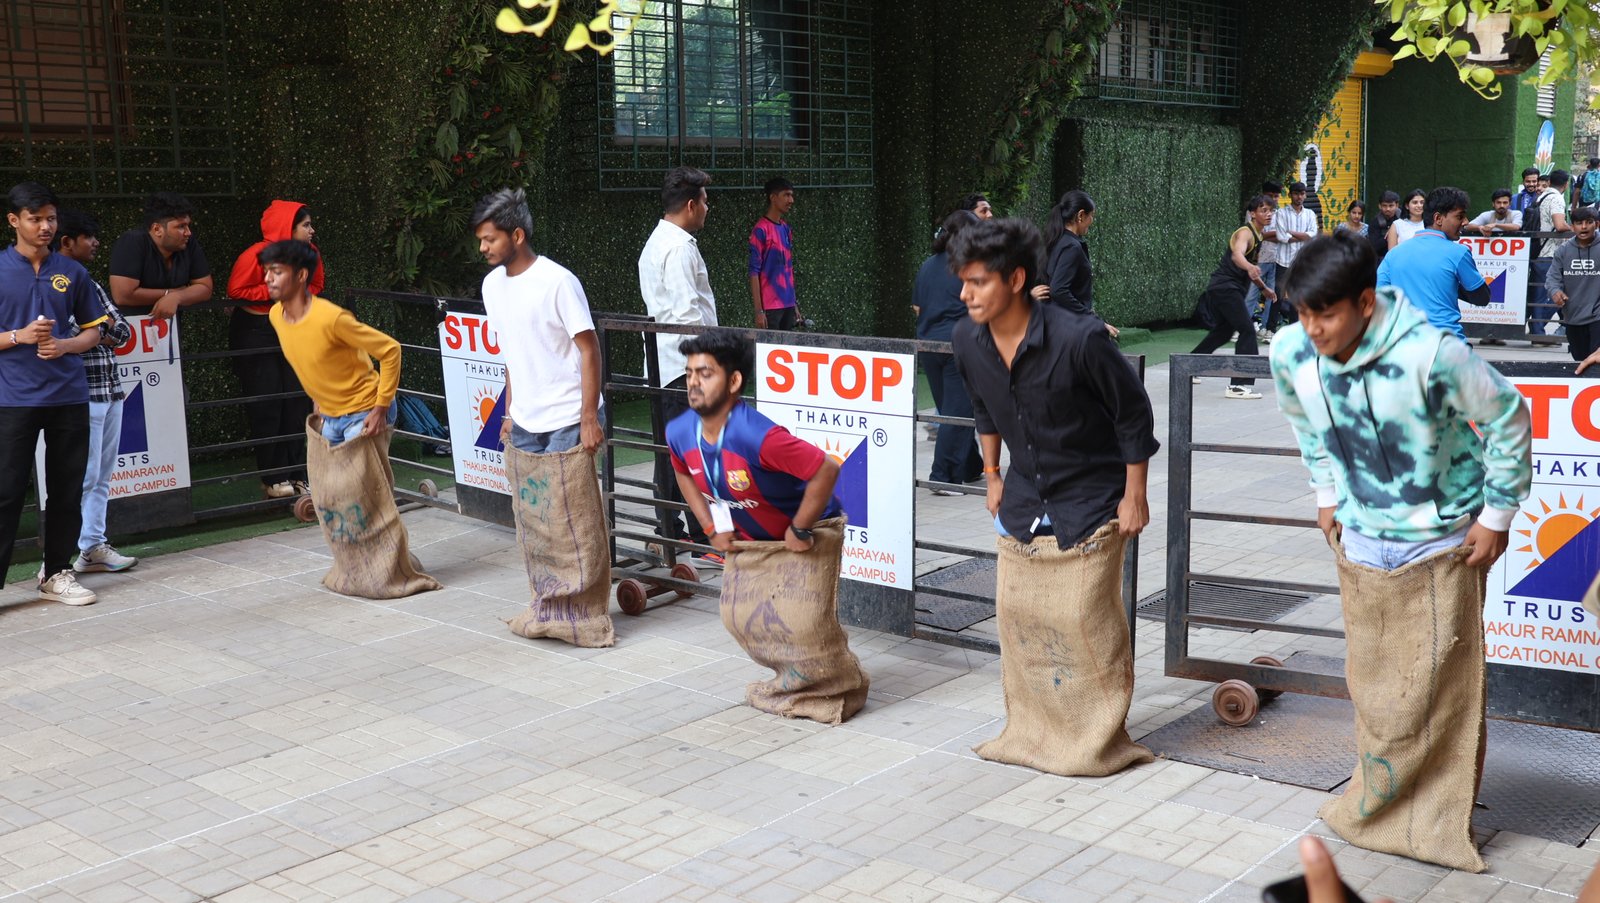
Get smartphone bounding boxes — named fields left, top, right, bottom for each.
left=1261, top=874, right=1366, bottom=903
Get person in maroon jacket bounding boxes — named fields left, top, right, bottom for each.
left=227, top=200, right=322, bottom=498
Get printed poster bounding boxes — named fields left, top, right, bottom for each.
left=439, top=311, right=510, bottom=496
left=1458, top=234, right=1531, bottom=327
left=756, top=343, right=915, bottom=588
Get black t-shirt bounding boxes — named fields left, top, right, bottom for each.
left=108, top=229, right=211, bottom=297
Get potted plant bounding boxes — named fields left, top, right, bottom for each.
left=1378, top=0, right=1598, bottom=103
left=1462, top=8, right=1540, bottom=74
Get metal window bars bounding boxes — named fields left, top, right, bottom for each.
left=1090, top=0, right=1239, bottom=109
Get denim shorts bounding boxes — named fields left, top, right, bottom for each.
left=321, top=405, right=397, bottom=447
left=1341, top=525, right=1469, bottom=571
left=509, top=408, right=607, bottom=454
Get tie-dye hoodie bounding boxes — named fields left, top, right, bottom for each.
left=1270, top=287, right=1532, bottom=542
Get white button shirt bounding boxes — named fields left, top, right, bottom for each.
left=638, top=218, right=718, bottom=386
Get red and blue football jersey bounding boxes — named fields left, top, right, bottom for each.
left=667, top=402, right=842, bottom=541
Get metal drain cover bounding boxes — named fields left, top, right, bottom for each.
left=1136, top=581, right=1312, bottom=632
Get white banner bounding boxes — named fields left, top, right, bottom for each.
left=755, top=343, right=916, bottom=588
left=439, top=311, right=510, bottom=495
left=1484, top=377, right=1600, bottom=673
left=1458, top=234, right=1531, bottom=327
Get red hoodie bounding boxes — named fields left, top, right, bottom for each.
left=228, top=199, right=326, bottom=313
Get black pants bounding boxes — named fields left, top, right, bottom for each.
left=654, top=375, right=708, bottom=547
left=1190, top=286, right=1259, bottom=386
left=229, top=308, right=311, bottom=485
left=921, top=351, right=984, bottom=484
left=1569, top=322, right=1599, bottom=362
left=0, top=403, right=89, bottom=580
left=765, top=306, right=798, bottom=330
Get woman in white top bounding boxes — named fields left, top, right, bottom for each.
left=1387, top=189, right=1426, bottom=249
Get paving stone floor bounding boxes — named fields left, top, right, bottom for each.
left=2, top=344, right=1595, bottom=902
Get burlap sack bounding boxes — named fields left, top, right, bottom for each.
left=304, top=418, right=441, bottom=599
left=1319, top=544, right=1487, bottom=873
left=504, top=444, right=614, bottom=648
left=720, top=518, right=869, bottom=724
left=1583, top=571, right=1600, bottom=620
left=975, top=521, right=1152, bottom=777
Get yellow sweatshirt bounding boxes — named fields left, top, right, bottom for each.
left=268, top=296, right=400, bottom=417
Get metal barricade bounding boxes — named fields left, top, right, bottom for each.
left=1166, top=352, right=1600, bottom=732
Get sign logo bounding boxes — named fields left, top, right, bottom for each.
left=469, top=379, right=506, bottom=451
left=118, top=383, right=149, bottom=455
left=727, top=469, right=751, bottom=492
left=1507, top=492, right=1600, bottom=602
left=820, top=436, right=870, bottom=529
left=50, top=274, right=70, bottom=292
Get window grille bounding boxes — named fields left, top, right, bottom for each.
left=1091, top=0, right=1238, bottom=108
left=590, top=0, right=872, bottom=191
left=0, top=0, right=235, bottom=198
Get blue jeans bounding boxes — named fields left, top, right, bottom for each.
left=79, top=398, right=123, bottom=550
left=509, top=408, right=607, bottom=454
left=994, top=512, right=1051, bottom=539
left=321, top=405, right=397, bottom=447
left=921, top=352, right=983, bottom=484
left=1341, top=525, right=1469, bottom=570
left=1244, top=262, right=1278, bottom=328
left=1529, top=258, right=1565, bottom=336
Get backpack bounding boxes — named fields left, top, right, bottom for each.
left=1582, top=170, right=1600, bottom=206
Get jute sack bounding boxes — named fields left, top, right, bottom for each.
left=304, top=418, right=441, bottom=599
left=974, top=520, right=1153, bottom=777
left=1319, top=544, right=1487, bottom=873
left=1583, top=570, right=1600, bottom=620
left=720, top=517, right=868, bottom=724
left=504, top=444, right=614, bottom=648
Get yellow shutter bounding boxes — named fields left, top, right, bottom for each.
left=1296, top=77, right=1365, bottom=232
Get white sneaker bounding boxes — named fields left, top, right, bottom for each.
left=1256, top=329, right=1273, bottom=345
left=1225, top=385, right=1263, bottom=400
left=74, top=543, right=137, bottom=573
left=264, top=481, right=296, bottom=499
left=1191, top=377, right=1203, bottom=385
left=39, top=570, right=97, bottom=606
left=930, top=488, right=962, bottom=497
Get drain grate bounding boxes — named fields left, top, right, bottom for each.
left=915, top=559, right=997, bottom=632
left=1136, top=582, right=1312, bottom=632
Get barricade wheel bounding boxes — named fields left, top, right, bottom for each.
left=1250, top=655, right=1285, bottom=701
left=669, top=562, right=699, bottom=598
left=1213, top=679, right=1259, bottom=727
left=617, top=578, right=649, bottom=616
left=293, top=495, right=317, bottom=523
left=419, top=479, right=438, bottom=498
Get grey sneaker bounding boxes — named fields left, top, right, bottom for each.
left=39, top=570, right=97, bottom=606
left=1225, top=385, right=1263, bottom=400
left=74, top=543, right=137, bottom=573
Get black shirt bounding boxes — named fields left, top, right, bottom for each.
left=108, top=229, right=211, bottom=306
left=912, top=251, right=966, bottom=342
left=1043, top=232, right=1094, bottom=315
left=952, top=301, right=1160, bottom=549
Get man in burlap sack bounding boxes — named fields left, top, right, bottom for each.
left=472, top=189, right=613, bottom=647
left=262, top=240, right=440, bottom=599
left=948, top=218, right=1159, bottom=777
left=1271, top=232, right=1532, bottom=872
left=665, top=330, right=868, bottom=724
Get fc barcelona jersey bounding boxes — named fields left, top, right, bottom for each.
left=666, top=402, right=843, bottom=541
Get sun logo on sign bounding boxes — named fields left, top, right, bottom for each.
left=471, top=385, right=499, bottom=431
left=820, top=438, right=856, bottom=465
left=1514, top=493, right=1599, bottom=570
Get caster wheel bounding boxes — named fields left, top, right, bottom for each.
left=293, top=495, right=317, bottom=523
left=1250, top=655, right=1285, bottom=701
left=669, top=562, right=699, bottom=598
left=1213, top=679, right=1260, bottom=727
left=617, top=578, right=648, bottom=616
left=418, top=479, right=438, bottom=498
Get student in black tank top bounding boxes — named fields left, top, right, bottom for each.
left=1189, top=195, right=1279, bottom=399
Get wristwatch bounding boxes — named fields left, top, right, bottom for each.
left=789, top=524, right=814, bottom=542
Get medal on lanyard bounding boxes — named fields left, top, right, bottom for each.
left=698, top=419, right=735, bottom=535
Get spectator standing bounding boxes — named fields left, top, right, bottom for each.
left=1332, top=200, right=1367, bottom=238
left=638, top=166, right=718, bottom=563
left=1580, top=157, right=1600, bottom=210
left=1245, top=180, right=1284, bottom=332
left=1038, top=190, right=1116, bottom=336
left=960, top=193, right=994, bottom=220
left=0, top=182, right=107, bottom=606
left=1531, top=170, right=1574, bottom=338
left=915, top=209, right=984, bottom=494
left=1471, top=189, right=1524, bottom=235
left=1386, top=189, right=1426, bottom=249
left=1512, top=166, right=1542, bottom=218
left=53, top=210, right=137, bottom=574
left=1367, top=190, right=1400, bottom=264
left=472, top=188, right=604, bottom=456
left=1263, top=181, right=1318, bottom=338
left=1188, top=195, right=1278, bottom=399
left=108, top=192, right=212, bottom=321
left=749, top=177, right=800, bottom=330
left=1376, top=187, right=1489, bottom=340
left=227, top=200, right=320, bottom=498
left=1546, top=205, right=1600, bottom=361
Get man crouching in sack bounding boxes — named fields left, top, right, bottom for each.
left=1271, top=231, right=1532, bottom=872
left=949, top=217, right=1159, bottom=778
left=262, top=240, right=440, bottom=599
left=666, top=330, right=869, bottom=724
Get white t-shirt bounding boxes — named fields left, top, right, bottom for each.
left=1390, top=218, right=1424, bottom=245
left=481, top=255, right=602, bottom=433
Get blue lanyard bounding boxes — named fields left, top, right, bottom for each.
left=697, top=419, right=726, bottom=502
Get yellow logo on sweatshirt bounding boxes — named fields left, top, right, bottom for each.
left=50, top=274, right=70, bottom=292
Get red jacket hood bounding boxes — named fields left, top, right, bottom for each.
left=260, top=200, right=307, bottom=242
